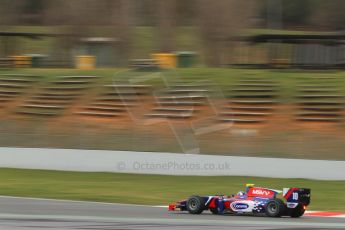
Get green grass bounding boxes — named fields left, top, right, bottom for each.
left=0, top=168, right=344, bottom=211
left=2, top=67, right=345, bottom=102
left=0, top=68, right=123, bottom=78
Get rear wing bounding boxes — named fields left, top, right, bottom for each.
left=283, top=188, right=311, bottom=207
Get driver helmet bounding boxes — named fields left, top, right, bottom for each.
left=237, top=191, right=245, bottom=196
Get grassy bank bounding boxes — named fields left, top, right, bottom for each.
left=0, top=68, right=345, bottom=160
left=0, top=168, right=343, bottom=211
left=1, top=67, right=345, bottom=103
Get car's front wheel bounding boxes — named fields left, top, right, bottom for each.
left=265, top=199, right=285, bottom=217
left=187, top=196, right=205, bottom=214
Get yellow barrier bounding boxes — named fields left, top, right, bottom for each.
left=11, top=56, right=31, bottom=68
left=75, top=55, right=96, bottom=70
left=151, top=53, right=177, bottom=69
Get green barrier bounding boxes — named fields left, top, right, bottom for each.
left=176, top=51, right=196, bottom=68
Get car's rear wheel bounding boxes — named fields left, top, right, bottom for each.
left=187, top=196, right=205, bottom=214
left=265, top=199, right=285, bottom=217
left=290, top=205, right=305, bottom=218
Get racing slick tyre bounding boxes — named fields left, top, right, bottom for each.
left=187, top=196, right=205, bottom=214
left=290, top=205, right=305, bottom=218
left=265, top=199, right=286, bottom=217
left=210, top=208, right=219, bottom=214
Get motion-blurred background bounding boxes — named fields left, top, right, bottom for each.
left=0, top=0, right=344, bottom=160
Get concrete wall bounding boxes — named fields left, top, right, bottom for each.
left=0, top=147, right=343, bottom=180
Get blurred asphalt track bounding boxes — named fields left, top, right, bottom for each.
left=0, top=196, right=343, bottom=230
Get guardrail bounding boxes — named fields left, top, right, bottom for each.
left=0, top=147, right=343, bottom=180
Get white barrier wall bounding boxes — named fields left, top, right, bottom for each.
left=0, top=147, right=344, bottom=180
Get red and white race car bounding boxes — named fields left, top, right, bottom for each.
left=169, top=184, right=311, bottom=218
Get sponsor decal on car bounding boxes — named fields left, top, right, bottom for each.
left=252, top=189, right=271, bottom=196
left=286, top=202, right=298, bottom=208
left=248, top=188, right=274, bottom=198
left=234, top=203, right=249, bottom=209
left=230, top=201, right=254, bottom=212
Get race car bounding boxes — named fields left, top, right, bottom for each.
left=168, top=184, right=311, bottom=218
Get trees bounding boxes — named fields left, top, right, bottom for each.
left=199, top=0, right=257, bottom=66
left=156, top=0, right=176, bottom=52
left=309, top=0, right=345, bottom=30
left=111, top=0, right=132, bottom=65
left=0, top=0, right=23, bottom=25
